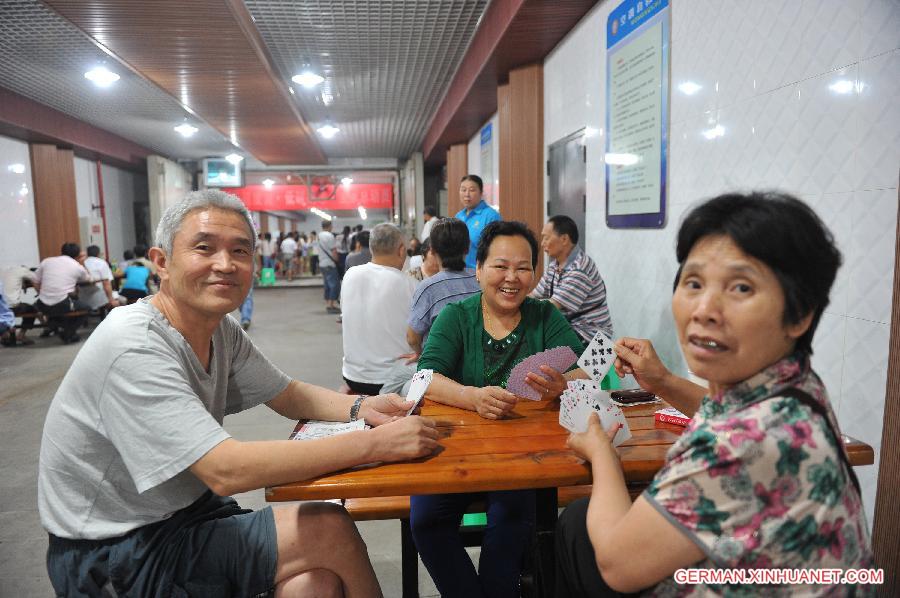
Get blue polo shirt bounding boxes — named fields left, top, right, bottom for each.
left=455, top=200, right=501, bottom=268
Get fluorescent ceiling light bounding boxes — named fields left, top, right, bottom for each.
left=174, top=123, right=198, bottom=137
left=701, top=125, right=725, bottom=140
left=7, top=163, right=25, bottom=174
left=317, top=124, right=340, bottom=139
left=225, top=153, right=244, bottom=165
left=262, top=178, right=275, bottom=189
left=311, top=207, right=332, bottom=221
left=677, top=81, right=702, bottom=95
left=604, top=153, right=639, bottom=166
left=358, top=206, right=367, bottom=220
left=341, top=177, right=353, bottom=186
left=828, top=79, right=857, bottom=94
left=84, top=66, right=120, bottom=88
left=292, top=71, right=325, bottom=88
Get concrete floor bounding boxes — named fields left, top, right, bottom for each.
left=0, top=286, right=449, bottom=597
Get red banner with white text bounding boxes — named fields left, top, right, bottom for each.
left=229, top=184, right=393, bottom=211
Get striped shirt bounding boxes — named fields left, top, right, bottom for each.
left=407, top=269, right=480, bottom=341
left=532, top=246, right=613, bottom=344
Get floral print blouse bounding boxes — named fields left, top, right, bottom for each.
left=643, top=354, right=874, bottom=597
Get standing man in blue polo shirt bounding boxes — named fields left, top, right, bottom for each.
left=454, top=174, right=501, bottom=268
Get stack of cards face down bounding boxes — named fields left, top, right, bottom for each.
left=558, top=330, right=632, bottom=447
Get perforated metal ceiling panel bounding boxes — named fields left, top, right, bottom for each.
left=242, top=0, right=489, bottom=159
left=0, top=0, right=239, bottom=160
left=0, top=0, right=490, bottom=163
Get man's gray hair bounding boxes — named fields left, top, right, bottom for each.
left=369, top=223, right=404, bottom=255
left=155, top=189, right=256, bottom=255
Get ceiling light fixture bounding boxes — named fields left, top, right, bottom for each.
left=311, top=207, right=333, bottom=221
left=317, top=124, right=340, bottom=139
left=262, top=178, right=275, bottom=189
left=292, top=71, right=325, bottom=88
left=84, top=66, right=120, bottom=88
left=341, top=177, right=353, bottom=187
left=174, top=123, right=198, bottom=137
left=677, top=81, right=702, bottom=95
left=7, top=163, right=26, bottom=174
left=225, top=153, right=244, bottom=165
left=358, top=206, right=367, bottom=220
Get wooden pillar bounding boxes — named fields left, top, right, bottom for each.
left=29, top=143, right=79, bottom=260
left=873, top=187, right=900, bottom=593
left=498, top=63, right=543, bottom=239
left=260, top=212, right=269, bottom=234
left=277, top=216, right=285, bottom=234
left=446, top=144, right=468, bottom=217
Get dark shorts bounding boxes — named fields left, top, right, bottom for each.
left=47, top=492, right=277, bottom=598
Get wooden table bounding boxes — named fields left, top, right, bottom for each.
left=267, top=398, right=875, bottom=595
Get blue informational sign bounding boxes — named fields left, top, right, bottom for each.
left=605, top=0, right=670, bottom=229
left=480, top=123, right=492, bottom=145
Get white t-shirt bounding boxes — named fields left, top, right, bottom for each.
left=34, top=255, right=91, bottom=305
left=280, top=237, right=298, bottom=255
left=0, top=266, right=36, bottom=305
left=420, top=217, right=435, bottom=240
left=317, top=231, right=337, bottom=268
left=79, top=256, right=114, bottom=310
left=340, top=262, right=417, bottom=383
left=38, top=300, right=291, bottom=539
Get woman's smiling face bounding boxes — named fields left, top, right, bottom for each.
left=476, top=235, right=534, bottom=315
left=672, top=235, right=812, bottom=393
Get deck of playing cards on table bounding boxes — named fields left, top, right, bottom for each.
left=506, top=346, right=578, bottom=400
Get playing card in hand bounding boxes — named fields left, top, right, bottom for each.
left=507, top=346, right=578, bottom=400
left=577, top=329, right=616, bottom=384
left=405, top=369, right=433, bottom=415
left=558, top=380, right=631, bottom=447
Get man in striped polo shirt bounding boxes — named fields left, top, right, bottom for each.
left=531, top=215, right=613, bottom=347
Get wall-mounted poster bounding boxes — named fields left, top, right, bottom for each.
left=605, top=0, right=670, bottom=228
left=480, top=123, right=495, bottom=207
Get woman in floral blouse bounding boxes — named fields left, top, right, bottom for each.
left=555, top=192, right=874, bottom=596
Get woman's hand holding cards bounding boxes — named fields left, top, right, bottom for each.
left=613, top=337, right=673, bottom=396
left=566, top=412, right=622, bottom=462
left=524, top=365, right=567, bottom=400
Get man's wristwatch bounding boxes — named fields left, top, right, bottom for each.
left=350, top=395, right=366, bottom=422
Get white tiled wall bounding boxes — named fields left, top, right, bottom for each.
left=0, top=135, right=39, bottom=269
left=544, top=0, right=899, bottom=525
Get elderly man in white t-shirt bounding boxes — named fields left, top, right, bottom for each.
left=79, top=245, right=124, bottom=313
left=340, top=223, right=418, bottom=395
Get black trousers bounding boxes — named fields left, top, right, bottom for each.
left=36, top=297, right=86, bottom=342
left=343, top=377, right=383, bottom=396
left=12, top=303, right=36, bottom=330
left=555, top=498, right=633, bottom=598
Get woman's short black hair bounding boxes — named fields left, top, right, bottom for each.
left=355, top=230, right=370, bottom=249
left=460, top=174, right=484, bottom=193
left=675, top=191, right=841, bottom=355
left=476, top=221, right=539, bottom=269
left=429, top=218, right=469, bottom=271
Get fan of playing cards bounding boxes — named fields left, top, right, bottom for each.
left=405, top=369, right=434, bottom=415
left=506, top=346, right=579, bottom=400
left=559, top=330, right=632, bottom=447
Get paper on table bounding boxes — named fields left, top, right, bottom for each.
left=291, top=419, right=367, bottom=441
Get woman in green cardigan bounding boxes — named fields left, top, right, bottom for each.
left=412, top=220, right=585, bottom=597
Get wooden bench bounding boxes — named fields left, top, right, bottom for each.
left=342, top=485, right=646, bottom=598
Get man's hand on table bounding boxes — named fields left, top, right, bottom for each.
left=360, top=393, right=418, bottom=426
left=472, top=386, right=518, bottom=420
left=369, top=416, right=440, bottom=461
